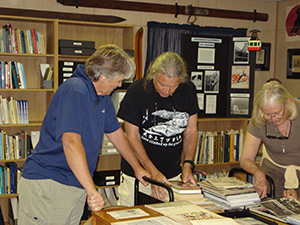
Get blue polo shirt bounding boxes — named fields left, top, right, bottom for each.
left=22, top=64, right=120, bottom=188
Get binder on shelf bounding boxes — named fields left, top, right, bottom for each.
left=59, top=39, right=95, bottom=49
left=58, top=60, right=85, bottom=85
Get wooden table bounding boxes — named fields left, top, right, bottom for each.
left=92, top=205, right=163, bottom=225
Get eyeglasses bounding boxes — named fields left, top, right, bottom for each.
left=265, top=121, right=291, bottom=140
left=262, top=105, right=285, bottom=120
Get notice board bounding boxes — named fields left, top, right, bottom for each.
left=182, top=34, right=255, bottom=118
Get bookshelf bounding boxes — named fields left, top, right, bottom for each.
left=194, top=118, right=249, bottom=173
left=0, top=14, right=135, bottom=223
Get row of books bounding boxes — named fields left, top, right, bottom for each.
left=1, top=24, right=46, bottom=54
left=0, top=130, right=29, bottom=160
left=194, top=129, right=244, bottom=165
left=0, top=162, right=22, bottom=195
left=0, top=61, right=27, bottom=89
left=0, top=96, right=28, bottom=124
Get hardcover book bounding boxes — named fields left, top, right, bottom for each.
left=169, top=181, right=201, bottom=194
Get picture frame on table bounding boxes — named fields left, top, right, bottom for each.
left=255, top=43, right=271, bottom=71
left=287, top=48, right=300, bottom=79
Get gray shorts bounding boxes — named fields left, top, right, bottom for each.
left=18, top=177, right=86, bottom=225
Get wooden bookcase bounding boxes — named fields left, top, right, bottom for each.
left=194, top=117, right=249, bottom=173
left=0, top=14, right=134, bottom=223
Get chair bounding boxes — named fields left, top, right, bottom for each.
left=134, top=176, right=174, bottom=206
left=228, top=167, right=275, bottom=198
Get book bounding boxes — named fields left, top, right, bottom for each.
left=12, top=61, right=21, bottom=88
left=111, top=216, right=181, bottom=225
left=19, top=63, right=27, bottom=89
left=30, top=29, right=38, bottom=54
left=0, top=205, right=4, bottom=225
left=0, top=165, right=4, bottom=195
left=287, top=214, right=300, bottom=225
left=200, top=176, right=253, bottom=190
left=107, top=208, right=149, bottom=220
left=8, top=197, right=18, bottom=225
left=146, top=201, right=239, bottom=224
left=169, top=181, right=201, bottom=194
left=255, top=197, right=300, bottom=220
left=0, top=61, right=5, bottom=89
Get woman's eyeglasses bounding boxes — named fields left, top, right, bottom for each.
left=262, top=105, right=285, bottom=120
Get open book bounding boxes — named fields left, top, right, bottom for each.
left=251, top=197, right=300, bottom=222
left=145, top=201, right=239, bottom=225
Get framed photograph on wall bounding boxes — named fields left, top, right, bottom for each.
left=255, top=43, right=271, bottom=71
left=287, top=48, right=300, bottom=79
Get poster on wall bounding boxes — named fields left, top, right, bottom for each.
left=230, top=93, right=250, bottom=115
left=205, top=95, right=217, bottom=114
left=286, top=5, right=300, bottom=41
left=231, top=65, right=250, bottom=89
left=191, top=71, right=203, bottom=90
left=233, top=40, right=249, bottom=64
left=204, top=70, right=220, bottom=93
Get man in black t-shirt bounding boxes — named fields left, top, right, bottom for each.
left=117, top=52, right=200, bottom=206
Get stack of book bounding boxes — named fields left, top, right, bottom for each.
left=199, top=176, right=260, bottom=209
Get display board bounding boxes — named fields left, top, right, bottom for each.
left=182, top=34, right=255, bottom=118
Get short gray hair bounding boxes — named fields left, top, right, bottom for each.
left=84, top=44, right=135, bottom=82
left=251, top=81, right=298, bottom=127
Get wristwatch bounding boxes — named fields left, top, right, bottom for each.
left=182, top=160, right=195, bottom=171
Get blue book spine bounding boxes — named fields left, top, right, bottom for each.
left=0, top=61, right=5, bottom=89
left=0, top=132, right=2, bottom=161
left=0, top=166, right=3, bottom=195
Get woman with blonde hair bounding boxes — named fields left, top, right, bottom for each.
left=240, top=81, right=300, bottom=199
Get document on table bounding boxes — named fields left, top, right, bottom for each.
left=107, top=208, right=149, bottom=220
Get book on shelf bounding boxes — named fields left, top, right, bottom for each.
left=0, top=61, right=5, bottom=89
left=8, top=197, right=18, bottom=225
left=193, top=129, right=243, bottom=164
left=0, top=205, right=4, bottom=225
left=31, top=29, right=38, bottom=54
left=169, top=181, right=201, bottom=194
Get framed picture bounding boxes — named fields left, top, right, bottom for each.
left=255, top=43, right=271, bottom=71
left=287, top=48, right=300, bottom=79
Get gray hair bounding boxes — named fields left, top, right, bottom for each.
left=251, top=81, right=298, bottom=127
left=144, top=52, right=189, bottom=88
left=84, top=44, right=135, bottom=82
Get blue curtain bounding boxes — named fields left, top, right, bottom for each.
left=144, top=21, right=247, bottom=74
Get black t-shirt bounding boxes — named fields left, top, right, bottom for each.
left=117, top=78, right=199, bottom=178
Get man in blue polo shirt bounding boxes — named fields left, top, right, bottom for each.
left=18, top=44, right=150, bottom=225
